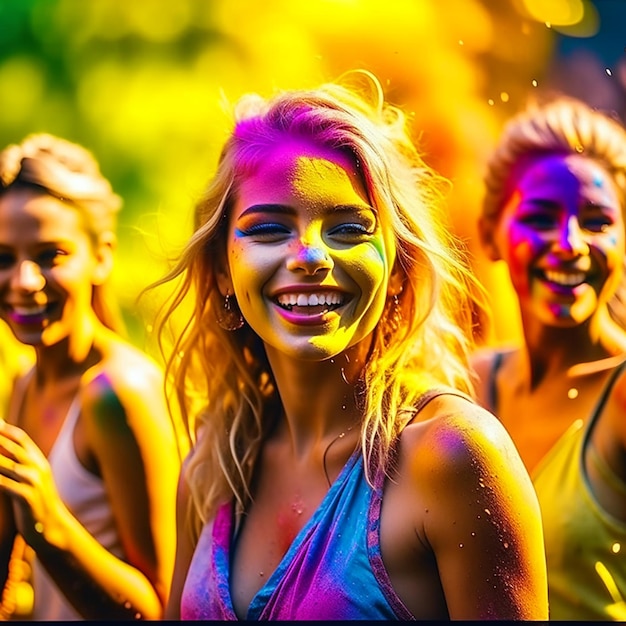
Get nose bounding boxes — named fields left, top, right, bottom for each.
left=554, top=215, right=590, bottom=257
left=12, top=260, right=46, bottom=292
left=286, top=240, right=333, bottom=275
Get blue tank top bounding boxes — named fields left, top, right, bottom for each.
left=181, top=389, right=461, bottom=620
left=181, top=450, right=412, bottom=620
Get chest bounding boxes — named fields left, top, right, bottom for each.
left=229, top=462, right=329, bottom=617
left=10, top=378, right=94, bottom=472
left=220, top=456, right=445, bottom=621
left=13, top=384, right=77, bottom=456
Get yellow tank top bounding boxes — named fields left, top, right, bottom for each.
left=534, top=410, right=626, bottom=620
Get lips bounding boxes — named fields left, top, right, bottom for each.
left=5, top=303, right=52, bottom=324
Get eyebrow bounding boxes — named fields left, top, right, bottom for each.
left=237, top=203, right=377, bottom=219
left=0, top=239, right=69, bottom=248
left=522, top=198, right=619, bottom=213
left=583, top=200, right=620, bottom=212
left=520, top=199, right=559, bottom=209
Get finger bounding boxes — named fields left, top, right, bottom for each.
left=0, top=425, right=43, bottom=466
left=0, top=455, right=19, bottom=478
left=0, top=472, right=32, bottom=502
left=0, top=457, right=15, bottom=474
left=0, top=419, right=29, bottom=444
left=0, top=435, right=27, bottom=467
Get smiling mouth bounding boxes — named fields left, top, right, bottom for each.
left=538, top=269, right=587, bottom=288
left=275, top=291, right=346, bottom=313
left=6, top=303, right=53, bottom=323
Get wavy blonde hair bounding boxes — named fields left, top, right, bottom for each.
left=153, top=71, right=487, bottom=529
left=0, top=133, right=125, bottom=334
left=481, top=96, right=626, bottom=327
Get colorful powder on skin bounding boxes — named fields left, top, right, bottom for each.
left=371, top=235, right=386, bottom=266
left=298, top=246, right=327, bottom=265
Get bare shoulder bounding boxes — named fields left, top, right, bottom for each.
left=401, top=393, right=531, bottom=500
left=79, top=333, right=170, bottom=435
left=389, top=393, right=547, bottom=619
left=83, top=334, right=164, bottom=398
left=407, top=394, right=514, bottom=451
left=95, top=334, right=164, bottom=391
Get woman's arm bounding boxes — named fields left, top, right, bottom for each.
left=412, top=397, right=548, bottom=620
left=0, top=360, right=180, bottom=619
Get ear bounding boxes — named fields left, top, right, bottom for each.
left=215, top=254, right=233, bottom=297
left=92, top=234, right=115, bottom=286
left=387, top=261, right=405, bottom=296
left=478, top=215, right=502, bottom=262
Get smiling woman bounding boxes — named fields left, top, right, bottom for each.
left=472, top=96, right=626, bottom=620
left=225, top=138, right=390, bottom=361
left=0, top=134, right=180, bottom=620
left=154, top=70, right=548, bottom=621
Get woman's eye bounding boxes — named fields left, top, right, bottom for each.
left=328, top=223, right=372, bottom=238
left=0, top=253, right=14, bottom=269
left=582, top=216, right=614, bottom=233
left=37, top=249, right=65, bottom=267
left=236, top=222, right=291, bottom=239
left=518, top=213, right=557, bottom=230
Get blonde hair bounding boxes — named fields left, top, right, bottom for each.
left=154, top=71, right=486, bottom=527
left=0, top=133, right=125, bottom=334
left=483, top=96, right=626, bottom=220
left=482, top=96, right=626, bottom=327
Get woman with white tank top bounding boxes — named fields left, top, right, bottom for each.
left=0, top=134, right=181, bottom=620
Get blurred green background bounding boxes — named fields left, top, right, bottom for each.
left=0, top=0, right=624, bottom=376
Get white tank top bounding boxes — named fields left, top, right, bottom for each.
left=30, top=394, right=125, bottom=620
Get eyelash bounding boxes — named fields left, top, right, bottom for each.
left=237, top=223, right=291, bottom=237
left=328, top=223, right=372, bottom=236
left=237, top=222, right=374, bottom=239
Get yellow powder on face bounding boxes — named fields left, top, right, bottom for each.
left=289, top=154, right=368, bottom=214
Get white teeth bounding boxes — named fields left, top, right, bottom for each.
left=277, top=292, right=343, bottom=307
left=13, top=305, right=46, bottom=315
left=544, top=270, right=586, bottom=286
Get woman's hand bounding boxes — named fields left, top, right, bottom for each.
left=0, top=420, right=69, bottom=549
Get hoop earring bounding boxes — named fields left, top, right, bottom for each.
left=216, top=291, right=245, bottom=331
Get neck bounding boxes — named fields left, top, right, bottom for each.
left=520, top=313, right=626, bottom=384
left=514, top=323, right=626, bottom=390
left=34, top=319, right=104, bottom=385
left=265, top=346, right=367, bottom=455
